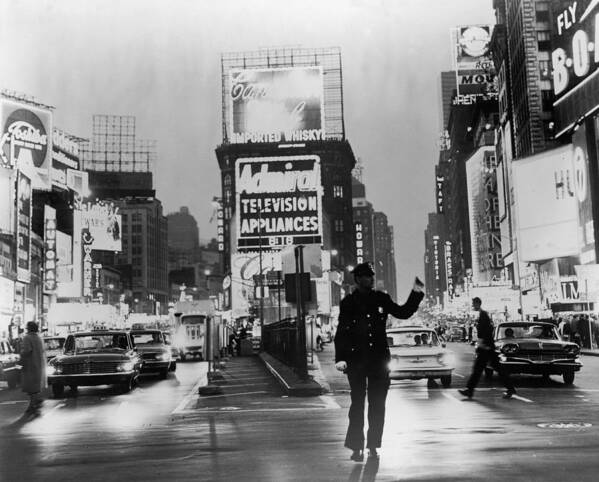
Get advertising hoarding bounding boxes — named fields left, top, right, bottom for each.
left=552, top=1, right=599, bottom=100
left=231, top=251, right=281, bottom=318
left=80, top=201, right=122, bottom=252
left=572, top=125, right=595, bottom=263
left=52, top=128, right=81, bottom=189
left=16, top=171, right=32, bottom=282
left=235, top=155, right=323, bottom=251
left=452, top=25, right=493, bottom=72
left=56, top=230, right=73, bottom=283
left=0, top=98, right=52, bottom=174
left=82, top=228, right=93, bottom=297
left=512, top=146, right=580, bottom=262
left=0, top=168, right=14, bottom=233
left=228, top=67, right=324, bottom=144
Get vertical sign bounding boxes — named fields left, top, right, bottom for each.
left=436, top=175, right=445, bottom=213
left=16, top=171, right=32, bottom=282
left=82, top=228, right=94, bottom=298
left=433, top=236, right=440, bottom=281
left=44, top=205, right=57, bottom=292
left=217, top=205, right=224, bottom=251
left=355, top=222, right=364, bottom=264
left=444, top=241, right=454, bottom=297
left=572, top=125, right=595, bottom=263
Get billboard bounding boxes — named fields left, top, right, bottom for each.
left=52, top=128, right=81, bottom=189
left=512, top=146, right=580, bottom=262
left=228, top=67, right=324, bottom=144
left=552, top=0, right=599, bottom=100
left=452, top=25, right=493, bottom=72
left=0, top=98, right=52, bottom=172
left=572, top=125, right=595, bottom=263
left=16, top=171, right=32, bottom=282
left=231, top=251, right=281, bottom=318
left=80, top=201, right=122, bottom=252
left=235, top=155, right=323, bottom=251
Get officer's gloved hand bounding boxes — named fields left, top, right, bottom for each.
left=413, top=277, right=424, bottom=293
left=335, top=361, right=347, bottom=372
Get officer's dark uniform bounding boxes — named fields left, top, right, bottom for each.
left=334, top=263, right=424, bottom=452
left=465, top=308, right=514, bottom=393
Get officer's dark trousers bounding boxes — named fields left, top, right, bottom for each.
left=345, top=362, right=390, bottom=451
left=466, top=348, right=514, bottom=391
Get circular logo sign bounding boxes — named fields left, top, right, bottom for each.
left=460, top=26, right=490, bottom=58
left=222, top=275, right=232, bottom=290
left=1, top=108, right=49, bottom=168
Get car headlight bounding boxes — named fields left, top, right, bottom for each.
left=156, top=351, right=171, bottom=361
left=501, top=343, right=519, bottom=355
left=437, top=352, right=455, bottom=366
left=117, top=361, right=135, bottom=372
left=47, top=364, right=62, bottom=375
left=565, top=344, right=580, bottom=356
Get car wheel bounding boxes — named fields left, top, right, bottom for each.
left=180, top=354, right=186, bottom=362
left=484, top=368, right=494, bottom=379
left=7, top=373, right=18, bottom=389
left=69, top=385, right=78, bottom=393
left=542, top=373, right=551, bottom=382
left=440, top=375, right=452, bottom=388
left=159, top=369, right=168, bottom=380
left=427, top=378, right=437, bottom=389
left=563, top=371, right=575, bottom=385
left=169, top=361, right=177, bottom=372
left=52, top=384, right=65, bottom=398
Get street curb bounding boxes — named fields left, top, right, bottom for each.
left=258, top=352, right=324, bottom=397
left=581, top=350, right=599, bottom=357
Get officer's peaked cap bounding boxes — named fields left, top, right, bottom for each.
left=352, top=262, right=375, bottom=277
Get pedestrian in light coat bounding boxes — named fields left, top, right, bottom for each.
left=334, top=262, right=424, bottom=461
left=20, top=321, right=47, bottom=416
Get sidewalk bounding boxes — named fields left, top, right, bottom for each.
left=582, top=348, right=599, bottom=357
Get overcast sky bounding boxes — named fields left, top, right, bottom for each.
left=1, top=0, right=494, bottom=296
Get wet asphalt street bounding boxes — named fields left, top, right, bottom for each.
left=2, top=343, right=599, bottom=481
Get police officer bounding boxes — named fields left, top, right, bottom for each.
left=458, top=297, right=516, bottom=399
left=334, top=262, right=424, bottom=461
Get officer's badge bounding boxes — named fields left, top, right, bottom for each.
left=378, top=306, right=384, bottom=313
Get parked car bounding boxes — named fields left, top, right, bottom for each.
left=47, top=330, right=141, bottom=397
left=487, top=321, right=583, bottom=385
left=0, top=339, right=20, bottom=389
left=447, top=326, right=466, bottom=342
left=387, top=326, right=455, bottom=387
left=130, top=329, right=173, bottom=378
left=43, top=335, right=66, bottom=361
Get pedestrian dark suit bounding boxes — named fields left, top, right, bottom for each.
left=459, top=297, right=516, bottom=400
left=334, top=262, right=424, bottom=461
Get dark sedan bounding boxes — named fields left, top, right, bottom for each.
left=487, top=321, right=582, bottom=385
left=0, top=339, right=20, bottom=389
left=47, top=330, right=141, bottom=397
left=130, top=329, right=172, bottom=378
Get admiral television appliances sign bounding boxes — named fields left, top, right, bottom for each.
left=228, top=67, right=324, bottom=144
left=235, top=155, right=323, bottom=251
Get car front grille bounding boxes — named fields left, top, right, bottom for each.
left=141, top=353, right=157, bottom=360
left=513, top=349, right=572, bottom=361
left=61, top=361, right=121, bottom=375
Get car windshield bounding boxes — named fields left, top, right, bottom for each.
left=71, top=334, right=129, bottom=353
left=132, top=332, right=164, bottom=345
left=44, top=338, right=65, bottom=350
left=388, top=331, right=440, bottom=347
left=497, top=325, right=558, bottom=340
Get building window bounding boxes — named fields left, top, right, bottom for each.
left=333, top=185, right=343, bottom=198
left=224, top=174, right=231, bottom=187
left=537, top=31, right=550, bottom=41
left=539, top=60, right=551, bottom=79
left=132, top=213, right=142, bottom=222
left=335, top=219, right=344, bottom=232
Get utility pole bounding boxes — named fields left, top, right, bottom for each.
left=258, top=205, right=264, bottom=347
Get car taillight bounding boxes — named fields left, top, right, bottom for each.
left=501, top=343, right=519, bottom=355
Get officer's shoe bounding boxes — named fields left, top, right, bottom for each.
left=458, top=388, right=474, bottom=399
left=367, top=448, right=379, bottom=459
left=502, top=388, right=516, bottom=399
left=350, top=450, right=364, bottom=462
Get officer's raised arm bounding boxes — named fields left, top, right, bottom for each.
left=384, top=276, right=425, bottom=320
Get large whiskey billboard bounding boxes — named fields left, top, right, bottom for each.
left=228, top=67, right=324, bottom=144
